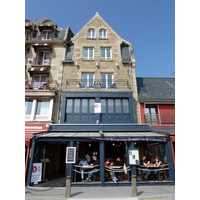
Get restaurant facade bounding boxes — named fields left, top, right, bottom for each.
left=26, top=13, right=175, bottom=187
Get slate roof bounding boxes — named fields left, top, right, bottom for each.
left=136, top=77, right=175, bottom=102
left=31, top=17, right=67, bottom=41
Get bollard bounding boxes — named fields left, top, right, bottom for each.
left=131, top=175, right=137, bottom=197
left=65, top=176, right=71, bottom=198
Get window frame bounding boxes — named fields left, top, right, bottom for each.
left=101, top=48, right=111, bottom=60
left=32, top=74, right=47, bottom=89
left=81, top=73, right=94, bottom=88
left=83, top=48, right=94, bottom=60
left=100, top=74, right=113, bottom=88
left=99, top=29, right=107, bottom=39
left=36, top=100, right=50, bottom=116
left=88, top=29, right=96, bottom=39
left=41, top=30, right=53, bottom=40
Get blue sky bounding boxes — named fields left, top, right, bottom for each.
left=25, top=0, right=175, bottom=77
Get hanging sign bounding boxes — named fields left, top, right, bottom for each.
left=66, top=147, right=76, bottom=164
left=128, top=148, right=140, bottom=165
left=31, top=163, right=42, bottom=183
left=94, top=103, right=101, bottom=113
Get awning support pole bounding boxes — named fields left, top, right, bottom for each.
left=100, top=141, right=105, bottom=186
left=129, top=142, right=136, bottom=176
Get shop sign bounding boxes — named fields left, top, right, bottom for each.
left=66, top=147, right=76, bottom=164
left=94, top=103, right=101, bottom=113
left=31, top=163, right=42, bottom=182
left=128, top=148, right=140, bottom=165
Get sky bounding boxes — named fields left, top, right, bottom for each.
left=25, top=0, right=175, bottom=78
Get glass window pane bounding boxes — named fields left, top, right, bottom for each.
left=82, top=99, right=88, bottom=113
left=101, top=49, right=105, bottom=59
left=89, top=74, right=94, bottom=87
left=107, top=49, right=111, bottom=59
left=88, top=30, right=91, bottom=37
left=107, top=74, right=112, bottom=87
left=108, top=99, right=114, bottom=113
left=99, top=30, right=102, bottom=38
left=89, top=99, right=95, bottom=113
left=101, top=74, right=106, bottom=87
left=25, top=101, right=33, bottom=115
left=89, top=49, right=93, bottom=59
left=103, top=30, right=106, bottom=37
left=122, top=99, right=129, bottom=113
left=92, top=30, right=95, bottom=37
left=150, top=107, right=157, bottom=124
left=100, top=99, right=106, bottom=113
left=115, top=99, right=122, bottom=113
left=66, top=99, right=73, bottom=113
left=82, top=74, right=87, bottom=87
left=74, top=99, right=80, bottom=113
left=36, top=101, right=50, bottom=115
left=83, top=49, right=88, bottom=59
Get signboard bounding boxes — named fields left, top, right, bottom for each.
left=128, top=148, right=140, bottom=165
left=94, top=103, right=101, bottom=113
left=31, top=163, right=42, bottom=183
left=66, top=147, right=76, bottom=164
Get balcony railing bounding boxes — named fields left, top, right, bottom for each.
left=66, top=79, right=130, bottom=90
left=32, top=57, right=51, bottom=65
left=25, top=80, right=58, bottom=90
left=37, top=36, right=54, bottom=41
left=144, top=113, right=175, bottom=125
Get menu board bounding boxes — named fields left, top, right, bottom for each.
left=128, top=148, right=140, bottom=165
left=66, top=147, right=76, bottom=164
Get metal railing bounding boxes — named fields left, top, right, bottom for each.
left=32, top=57, right=51, bottom=65
left=144, top=113, right=175, bottom=125
left=37, top=36, right=54, bottom=41
left=25, top=80, right=58, bottom=90
left=66, top=79, right=130, bottom=89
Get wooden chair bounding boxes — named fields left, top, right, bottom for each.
left=159, top=164, right=167, bottom=181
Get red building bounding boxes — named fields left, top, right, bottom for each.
left=137, top=77, right=175, bottom=169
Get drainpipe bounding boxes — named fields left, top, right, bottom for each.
left=57, top=61, right=64, bottom=123
left=129, top=61, right=133, bottom=90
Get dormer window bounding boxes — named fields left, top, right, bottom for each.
left=41, top=30, right=53, bottom=40
left=99, top=29, right=107, bottom=39
left=88, top=29, right=95, bottom=39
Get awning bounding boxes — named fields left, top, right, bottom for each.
left=32, top=43, right=53, bottom=52
left=28, top=67, right=50, bottom=74
left=36, top=131, right=169, bottom=142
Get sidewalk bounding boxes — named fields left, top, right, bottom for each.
left=25, top=184, right=175, bottom=200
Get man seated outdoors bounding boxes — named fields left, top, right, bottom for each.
left=85, top=155, right=100, bottom=182
left=78, top=156, right=89, bottom=182
left=140, top=155, right=151, bottom=181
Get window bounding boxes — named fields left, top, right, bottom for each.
left=83, top=48, right=94, bottom=60
left=36, top=51, right=50, bottom=65
left=122, top=99, right=129, bottom=113
left=36, top=101, right=50, bottom=115
left=32, top=75, right=47, bottom=89
left=41, top=30, right=52, bottom=40
left=25, top=101, right=33, bottom=115
left=101, top=48, right=111, bottom=60
left=99, top=29, right=107, bottom=39
left=89, top=99, right=95, bottom=113
left=145, top=105, right=157, bottom=124
left=74, top=99, right=80, bottom=113
left=66, top=99, right=73, bottom=113
left=101, top=74, right=113, bottom=88
left=88, top=29, right=95, bottom=39
left=100, top=99, right=106, bottom=113
left=82, top=99, right=88, bottom=113
left=115, top=99, right=122, bottom=113
left=81, top=74, right=94, bottom=88
left=108, top=99, right=114, bottom=113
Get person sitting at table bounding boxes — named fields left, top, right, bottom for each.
left=140, top=155, right=151, bottom=181
left=153, top=156, right=163, bottom=181
left=105, top=158, right=118, bottom=183
left=115, top=156, right=123, bottom=181
left=85, top=155, right=100, bottom=182
left=78, top=156, right=89, bottom=182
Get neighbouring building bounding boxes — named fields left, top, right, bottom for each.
left=25, top=18, right=74, bottom=183
left=26, top=13, right=175, bottom=187
left=136, top=77, right=175, bottom=169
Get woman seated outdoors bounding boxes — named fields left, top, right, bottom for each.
left=105, top=158, right=118, bottom=183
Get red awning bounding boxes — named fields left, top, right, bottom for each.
left=25, top=132, right=34, bottom=146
